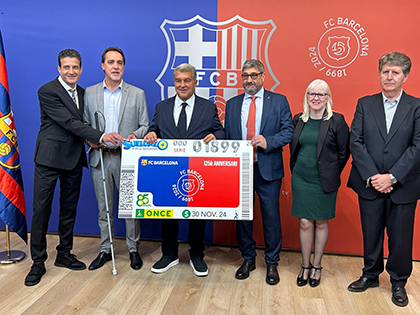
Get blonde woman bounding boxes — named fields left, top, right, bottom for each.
left=290, top=79, right=350, bottom=287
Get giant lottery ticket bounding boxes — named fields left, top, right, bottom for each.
left=118, top=139, right=253, bottom=220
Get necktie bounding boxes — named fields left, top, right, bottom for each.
left=69, top=89, right=77, bottom=104
left=177, top=102, right=188, bottom=138
left=246, top=96, right=257, bottom=139
left=246, top=96, right=257, bottom=160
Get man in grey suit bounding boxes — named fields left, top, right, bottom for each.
left=84, top=47, right=149, bottom=271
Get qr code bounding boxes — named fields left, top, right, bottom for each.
left=119, top=166, right=135, bottom=218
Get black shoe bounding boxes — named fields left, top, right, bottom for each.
left=151, top=256, right=179, bottom=273
left=309, top=265, right=323, bottom=287
left=235, top=260, right=255, bottom=280
left=392, top=286, right=408, bottom=307
left=54, top=253, right=86, bottom=270
left=266, top=264, right=280, bottom=285
left=297, top=264, right=312, bottom=287
left=24, top=264, right=46, bottom=286
left=89, top=252, right=112, bottom=270
left=130, top=252, right=143, bottom=270
left=189, top=256, right=208, bottom=277
left=347, top=276, right=379, bottom=292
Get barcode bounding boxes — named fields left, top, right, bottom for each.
left=119, top=165, right=135, bottom=218
left=241, top=152, right=251, bottom=220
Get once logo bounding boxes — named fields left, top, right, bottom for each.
left=136, top=209, right=173, bottom=218
left=308, top=17, right=369, bottom=78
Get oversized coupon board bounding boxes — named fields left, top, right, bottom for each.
left=118, top=139, right=253, bottom=220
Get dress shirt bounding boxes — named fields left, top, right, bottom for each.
left=174, top=94, right=195, bottom=129
left=241, top=88, right=264, bottom=140
left=103, top=80, right=123, bottom=148
left=382, top=89, right=403, bottom=133
left=58, top=76, right=79, bottom=108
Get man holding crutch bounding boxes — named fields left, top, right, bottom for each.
left=84, top=47, right=149, bottom=271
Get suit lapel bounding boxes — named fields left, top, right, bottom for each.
left=165, top=97, right=178, bottom=136
left=76, top=86, right=84, bottom=115
left=317, top=111, right=331, bottom=158
left=188, top=95, right=204, bottom=136
left=96, top=83, right=105, bottom=117
left=119, top=82, right=129, bottom=125
left=291, top=118, right=304, bottom=156
left=233, top=95, right=245, bottom=138
left=371, top=93, right=387, bottom=141
left=54, top=78, right=82, bottom=119
left=386, top=92, right=411, bottom=144
left=260, top=89, right=270, bottom=133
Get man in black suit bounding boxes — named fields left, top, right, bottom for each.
left=347, top=52, right=420, bottom=307
left=25, top=49, right=124, bottom=286
left=144, top=63, right=224, bottom=277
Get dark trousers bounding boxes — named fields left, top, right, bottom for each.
left=236, top=163, right=282, bottom=265
left=161, top=219, right=206, bottom=259
left=359, top=194, right=416, bottom=287
left=30, top=163, right=83, bottom=264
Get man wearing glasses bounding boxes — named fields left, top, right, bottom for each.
left=224, top=59, right=294, bottom=285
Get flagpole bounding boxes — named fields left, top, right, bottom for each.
left=0, top=225, right=26, bottom=264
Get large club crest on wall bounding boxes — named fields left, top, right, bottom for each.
left=156, top=15, right=279, bottom=125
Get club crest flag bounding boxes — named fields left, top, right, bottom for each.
left=0, top=30, right=27, bottom=243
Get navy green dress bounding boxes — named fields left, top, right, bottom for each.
left=291, top=118, right=337, bottom=220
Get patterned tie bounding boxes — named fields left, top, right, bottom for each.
left=177, top=102, right=188, bottom=138
left=246, top=96, right=257, bottom=160
left=69, top=89, right=77, bottom=104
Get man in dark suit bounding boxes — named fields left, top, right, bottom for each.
left=25, top=49, right=124, bottom=286
left=144, top=63, right=224, bottom=277
left=224, top=59, right=294, bottom=285
left=347, top=52, right=420, bottom=307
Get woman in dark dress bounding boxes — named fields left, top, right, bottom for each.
left=290, top=79, right=350, bottom=287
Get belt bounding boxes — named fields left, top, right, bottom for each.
left=102, top=147, right=121, bottom=153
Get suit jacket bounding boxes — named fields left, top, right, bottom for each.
left=147, top=95, right=225, bottom=140
left=290, top=111, right=350, bottom=193
left=34, top=77, right=103, bottom=170
left=224, top=89, right=294, bottom=181
left=347, top=92, right=420, bottom=204
left=83, top=81, right=150, bottom=167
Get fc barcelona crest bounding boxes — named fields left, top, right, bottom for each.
left=156, top=15, right=279, bottom=124
left=0, top=111, right=20, bottom=169
left=327, top=36, right=351, bottom=61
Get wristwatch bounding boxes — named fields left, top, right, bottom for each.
left=389, top=174, right=398, bottom=185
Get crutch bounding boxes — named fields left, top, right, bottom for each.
left=94, top=110, right=117, bottom=276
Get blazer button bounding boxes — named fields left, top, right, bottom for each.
left=384, top=151, right=388, bottom=154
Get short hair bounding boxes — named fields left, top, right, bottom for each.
left=378, top=52, right=411, bottom=75
left=242, top=59, right=265, bottom=73
left=173, top=63, right=197, bottom=81
left=101, top=47, right=126, bottom=65
left=58, top=49, right=81, bottom=67
left=301, top=79, right=333, bottom=123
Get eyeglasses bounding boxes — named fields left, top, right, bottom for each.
left=241, top=72, right=263, bottom=80
left=307, top=92, right=329, bottom=100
